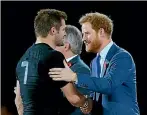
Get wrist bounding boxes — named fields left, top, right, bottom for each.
left=80, top=96, right=88, bottom=109
left=72, top=72, right=77, bottom=82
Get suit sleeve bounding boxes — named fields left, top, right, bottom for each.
left=18, top=59, right=41, bottom=115
left=77, top=53, right=135, bottom=95
left=73, top=64, right=93, bottom=97
left=51, top=51, right=69, bottom=88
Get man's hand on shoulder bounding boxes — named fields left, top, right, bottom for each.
left=49, top=60, right=78, bottom=82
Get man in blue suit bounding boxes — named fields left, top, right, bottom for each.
left=55, top=25, right=92, bottom=115
left=49, top=12, right=140, bottom=115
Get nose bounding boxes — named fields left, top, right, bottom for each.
left=82, top=34, right=86, bottom=40
left=82, top=35, right=87, bottom=43
left=82, top=38, right=85, bottom=42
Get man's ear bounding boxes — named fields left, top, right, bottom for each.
left=65, top=43, right=70, bottom=51
left=98, top=28, right=105, bottom=38
left=50, top=27, right=57, bottom=35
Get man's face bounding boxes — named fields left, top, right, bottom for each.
left=55, top=19, right=66, bottom=46
left=55, top=34, right=67, bottom=56
left=82, top=22, right=102, bottom=53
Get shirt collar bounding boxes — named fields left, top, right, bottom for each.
left=66, top=54, right=78, bottom=62
left=97, top=40, right=113, bottom=59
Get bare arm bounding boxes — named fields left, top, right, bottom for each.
left=61, top=82, right=86, bottom=107
left=61, top=82, right=93, bottom=114
left=15, top=80, right=23, bottom=115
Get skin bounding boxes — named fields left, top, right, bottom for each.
left=15, top=19, right=92, bottom=115
left=48, top=22, right=112, bottom=113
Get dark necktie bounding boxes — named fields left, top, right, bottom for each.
left=91, top=55, right=103, bottom=115
left=92, top=55, right=101, bottom=100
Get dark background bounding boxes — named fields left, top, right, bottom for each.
left=2, top=1, right=147, bottom=115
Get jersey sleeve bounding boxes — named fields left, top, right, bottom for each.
left=51, top=51, right=69, bottom=88
left=17, top=58, right=41, bottom=115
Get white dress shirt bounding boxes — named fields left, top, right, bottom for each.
left=97, top=40, right=113, bottom=77
left=66, top=54, right=78, bottom=62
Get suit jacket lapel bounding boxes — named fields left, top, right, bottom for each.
left=101, top=43, right=120, bottom=77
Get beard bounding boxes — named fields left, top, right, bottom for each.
left=56, top=41, right=64, bottom=46
left=85, top=36, right=101, bottom=53
left=55, top=35, right=64, bottom=46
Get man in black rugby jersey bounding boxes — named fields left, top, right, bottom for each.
left=15, top=9, right=92, bottom=115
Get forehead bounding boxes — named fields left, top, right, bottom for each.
left=81, top=22, right=93, bottom=32
left=61, top=19, right=66, bottom=26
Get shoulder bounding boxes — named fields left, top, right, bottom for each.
left=113, top=47, right=134, bottom=61
left=110, top=47, right=135, bottom=67
left=72, top=58, right=90, bottom=74
left=51, top=50, right=65, bottom=59
left=16, top=44, right=50, bottom=72
left=25, top=44, right=65, bottom=62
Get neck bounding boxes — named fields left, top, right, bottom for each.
left=36, top=36, right=56, bottom=50
left=64, top=51, right=76, bottom=59
left=98, top=38, right=112, bottom=53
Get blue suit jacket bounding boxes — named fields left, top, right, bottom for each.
left=60, top=55, right=91, bottom=115
left=77, top=43, right=140, bottom=115
left=70, top=55, right=91, bottom=96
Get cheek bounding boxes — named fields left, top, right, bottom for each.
left=87, top=34, right=92, bottom=42
left=55, top=33, right=59, bottom=39
left=90, top=36, right=98, bottom=48
left=94, top=36, right=99, bottom=45
left=56, top=34, right=62, bottom=41
left=59, top=31, right=64, bottom=36
left=88, top=34, right=95, bottom=44
left=57, top=33, right=61, bottom=37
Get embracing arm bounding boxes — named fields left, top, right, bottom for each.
left=15, top=80, right=23, bottom=115
left=61, top=82, right=86, bottom=107
left=76, top=53, right=135, bottom=95
left=61, top=82, right=93, bottom=114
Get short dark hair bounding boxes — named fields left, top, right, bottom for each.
left=34, top=9, right=67, bottom=37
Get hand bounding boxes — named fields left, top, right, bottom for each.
left=15, top=81, right=23, bottom=115
left=80, top=98, right=93, bottom=114
left=49, top=60, right=78, bottom=82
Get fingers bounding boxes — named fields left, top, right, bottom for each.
left=50, top=75, right=61, bottom=78
left=52, top=78, right=63, bottom=81
left=49, top=71, right=61, bottom=75
left=49, top=68, right=63, bottom=72
left=50, top=74, right=63, bottom=81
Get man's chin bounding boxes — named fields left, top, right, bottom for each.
left=86, top=46, right=96, bottom=53
left=85, top=47, right=92, bottom=53
left=56, top=44, right=64, bottom=47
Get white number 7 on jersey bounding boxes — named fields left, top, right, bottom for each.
left=21, top=61, right=29, bottom=84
